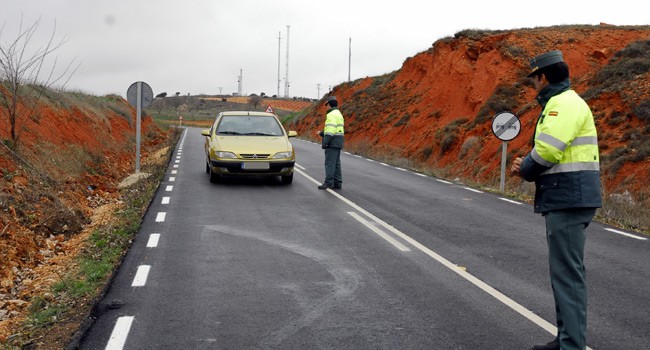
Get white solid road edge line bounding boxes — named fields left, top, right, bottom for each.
left=348, top=211, right=410, bottom=252
left=604, top=228, right=647, bottom=241
left=105, top=316, right=134, bottom=350
left=132, top=265, right=151, bottom=287
left=295, top=168, right=564, bottom=341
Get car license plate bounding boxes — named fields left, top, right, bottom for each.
left=242, top=162, right=269, bottom=170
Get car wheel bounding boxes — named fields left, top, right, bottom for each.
left=205, top=160, right=210, bottom=174
left=281, top=173, right=293, bottom=185
left=209, top=167, right=221, bottom=183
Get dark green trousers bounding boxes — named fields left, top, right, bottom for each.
left=544, top=208, right=596, bottom=350
left=323, top=147, right=342, bottom=186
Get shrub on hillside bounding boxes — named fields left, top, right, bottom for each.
left=586, top=40, right=650, bottom=98
left=436, top=118, right=468, bottom=155
left=633, top=99, right=650, bottom=122
left=473, top=84, right=521, bottom=127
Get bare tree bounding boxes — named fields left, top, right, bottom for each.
left=0, top=16, right=79, bottom=150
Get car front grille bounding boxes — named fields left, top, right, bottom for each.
left=240, top=154, right=271, bottom=159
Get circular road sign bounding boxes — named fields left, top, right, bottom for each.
left=491, top=111, right=521, bottom=141
left=127, top=81, right=153, bottom=109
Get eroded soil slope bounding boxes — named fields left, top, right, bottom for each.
left=292, top=25, right=650, bottom=228
left=0, top=93, right=170, bottom=342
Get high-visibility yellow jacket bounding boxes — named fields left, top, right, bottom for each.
left=321, top=108, right=345, bottom=149
left=520, top=80, right=602, bottom=213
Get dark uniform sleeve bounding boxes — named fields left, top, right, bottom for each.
left=520, top=154, right=552, bottom=182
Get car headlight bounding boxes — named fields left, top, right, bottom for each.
left=216, top=151, right=237, bottom=159
left=272, top=151, right=293, bottom=159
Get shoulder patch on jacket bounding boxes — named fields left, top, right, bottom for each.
left=548, top=111, right=559, bottom=116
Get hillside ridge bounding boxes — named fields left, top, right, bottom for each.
left=291, top=25, right=650, bottom=230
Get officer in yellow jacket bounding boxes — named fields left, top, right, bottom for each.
left=318, top=96, right=344, bottom=190
left=511, top=50, right=602, bottom=350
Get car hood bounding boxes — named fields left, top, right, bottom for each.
left=215, top=136, right=292, bottom=155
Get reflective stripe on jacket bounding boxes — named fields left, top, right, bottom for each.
left=322, top=108, right=344, bottom=149
left=521, top=87, right=602, bottom=213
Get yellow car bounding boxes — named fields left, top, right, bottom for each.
left=201, top=111, right=297, bottom=184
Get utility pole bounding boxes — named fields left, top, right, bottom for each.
left=284, top=25, right=290, bottom=98
left=218, top=87, right=223, bottom=95
left=277, top=31, right=281, bottom=97
left=348, top=37, right=352, bottom=82
left=317, top=83, right=321, bottom=99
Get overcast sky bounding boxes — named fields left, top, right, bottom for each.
left=2, top=0, right=648, bottom=99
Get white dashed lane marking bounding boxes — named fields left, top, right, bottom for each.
left=131, top=265, right=151, bottom=287
left=105, top=316, right=134, bottom=350
left=499, top=198, right=522, bottom=205
left=147, top=234, right=160, bottom=248
left=463, top=186, right=484, bottom=194
left=605, top=228, right=647, bottom=241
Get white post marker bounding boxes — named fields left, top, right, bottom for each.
left=491, top=111, right=521, bottom=192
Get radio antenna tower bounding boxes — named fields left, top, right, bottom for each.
left=237, top=69, right=243, bottom=96
left=348, top=37, right=352, bottom=82
left=277, top=31, right=281, bottom=97
left=284, top=25, right=290, bottom=98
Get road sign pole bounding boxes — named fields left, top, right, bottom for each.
left=500, top=141, right=507, bottom=192
left=127, top=81, right=153, bottom=175
left=492, top=112, right=520, bottom=193
left=136, top=82, right=142, bottom=174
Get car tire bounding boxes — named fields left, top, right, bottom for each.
left=208, top=160, right=221, bottom=183
left=281, top=173, right=293, bottom=185
left=209, top=170, right=221, bottom=183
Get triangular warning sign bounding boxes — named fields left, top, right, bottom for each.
left=265, top=105, right=274, bottom=113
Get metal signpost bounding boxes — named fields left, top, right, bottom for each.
left=491, top=111, right=521, bottom=192
left=127, top=81, right=153, bottom=173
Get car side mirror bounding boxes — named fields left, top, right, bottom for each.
left=201, top=129, right=211, bottom=137
left=287, top=130, right=297, bottom=138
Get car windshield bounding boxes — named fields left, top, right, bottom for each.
left=216, top=116, right=284, bottom=136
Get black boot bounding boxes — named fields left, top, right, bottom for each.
left=531, top=338, right=559, bottom=350
left=318, top=183, right=332, bottom=190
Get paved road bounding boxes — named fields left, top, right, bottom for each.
left=80, top=127, right=649, bottom=349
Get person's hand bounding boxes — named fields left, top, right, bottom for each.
left=511, top=157, right=523, bottom=176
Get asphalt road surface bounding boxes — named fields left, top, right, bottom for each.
left=79, top=127, right=649, bottom=349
